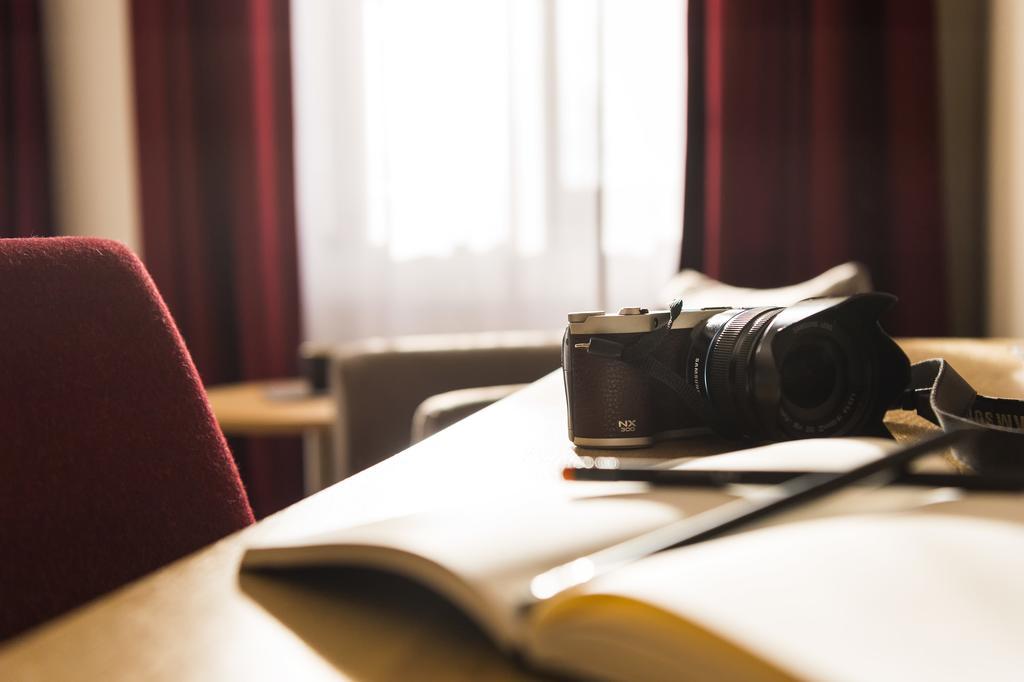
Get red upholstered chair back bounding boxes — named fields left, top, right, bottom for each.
left=0, top=238, right=254, bottom=641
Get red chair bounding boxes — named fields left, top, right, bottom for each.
left=0, top=237, right=254, bottom=641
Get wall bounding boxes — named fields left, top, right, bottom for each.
left=41, top=0, right=141, bottom=254
left=937, top=0, right=987, bottom=336
left=988, top=0, right=1024, bottom=336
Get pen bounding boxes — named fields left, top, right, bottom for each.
left=563, top=462, right=1024, bottom=491
left=529, top=429, right=984, bottom=603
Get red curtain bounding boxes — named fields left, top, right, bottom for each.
left=0, top=0, right=53, bottom=238
left=682, top=0, right=946, bottom=335
left=131, top=0, right=303, bottom=517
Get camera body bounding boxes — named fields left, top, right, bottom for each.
left=562, top=294, right=911, bottom=448
left=562, top=306, right=722, bottom=447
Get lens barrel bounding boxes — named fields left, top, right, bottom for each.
left=702, top=307, right=782, bottom=436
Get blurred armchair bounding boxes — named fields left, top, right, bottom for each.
left=324, top=262, right=872, bottom=477
left=327, top=331, right=563, bottom=475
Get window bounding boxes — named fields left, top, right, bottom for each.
left=292, top=0, right=686, bottom=341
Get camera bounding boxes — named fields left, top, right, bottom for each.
left=561, top=293, right=911, bottom=447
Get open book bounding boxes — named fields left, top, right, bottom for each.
left=243, top=439, right=1024, bottom=681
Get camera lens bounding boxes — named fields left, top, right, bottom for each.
left=689, top=295, right=909, bottom=440
left=779, top=338, right=842, bottom=411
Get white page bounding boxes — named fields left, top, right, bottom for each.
left=245, top=488, right=736, bottom=644
left=563, top=495, right=1024, bottom=681
left=676, top=436, right=896, bottom=472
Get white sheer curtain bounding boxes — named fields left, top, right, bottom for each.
left=292, top=0, right=686, bottom=342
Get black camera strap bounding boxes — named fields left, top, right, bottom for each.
left=900, top=359, right=1024, bottom=474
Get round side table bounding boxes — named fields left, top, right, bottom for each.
left=206, top=379, right=339, bottom=494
